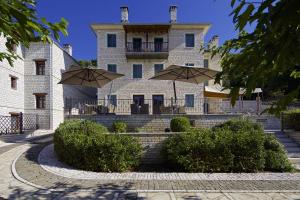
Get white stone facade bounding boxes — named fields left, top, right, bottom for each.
left=92, top=23, right=211, bottom=114
left=0, top=37, right=95, bottom=130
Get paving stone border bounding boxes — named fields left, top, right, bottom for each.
left=39, top=144, right=300, bottom=181
left=13, top=143, right=300, bottom=191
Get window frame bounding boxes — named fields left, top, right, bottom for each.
left=108, top=94, right=117, bottom=106
left=34, top=93, right=47, bottom=109
left=132, top=64, right=143, bottom=79
left=107, top=33, right=117, bottom=48
left=185, top=94, right=195, bottom=108
left=154, top=64, right=164, bottom=75
left=107, top=64, right=117, bottom=73
left=10, top=75, right=18, bottom=90
left=185, top=33, right=195, bottom=48
left=204, top=59, right=209, bottom=68
left=35, top=60, right=46, bottom=75
left=185, top=63, right=195, bottom=67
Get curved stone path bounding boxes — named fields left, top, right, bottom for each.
left=1, top=136, right=300, bottom=199
left=40, top=144, right=300, bottom=181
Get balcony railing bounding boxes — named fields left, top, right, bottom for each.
left=126, top=42, right=169, bottom=52
left=125, top=42, right=169, bottom=59
left=64, top=98, right=264, bottom=116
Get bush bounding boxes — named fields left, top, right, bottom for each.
left=283, top=109, right=300, bottom=130
left=54, top=120, right=143, bottom=172
left=170, top=117, right=191, bottom=132
left=163, top=119, right=293, bottom=172
left=264, top=135, right=294, bottom=172
left=213, top=118, right=263, bottom=132
left=112, top=121, right=127, bottom=133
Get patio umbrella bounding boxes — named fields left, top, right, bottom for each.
left=149, top=64, right=219, bottom=102
left=58, top=65, right=124, bottom=88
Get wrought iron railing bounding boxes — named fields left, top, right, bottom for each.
left=126, top=42, right=169, bottom=53
left=0, top=113, right=41, bottom=135
left=64, top=98, right=264, bottom=116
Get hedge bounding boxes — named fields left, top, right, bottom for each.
left=283, top=109, right=300, bottom=130
left=54, top=120, right=143, bottom=172
left=162, top=119, right=294, bottom=172
left=112, top=120, right=127, bottom=133
left=170, top=117, right=191, bottom=132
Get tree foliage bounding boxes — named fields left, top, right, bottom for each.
left=78, top=59, right=97, bottom=67
left=212, top=0, right=300, bottom=114
left=0, top=0, right=68, bottom=66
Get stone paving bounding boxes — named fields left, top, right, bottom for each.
left=1, top=134, right=300, bottom=199
left=14, top=143, right=300, bottom=192
left=40, top=144, right=300, bottom=181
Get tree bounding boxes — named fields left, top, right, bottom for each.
left=78, top=59, right=97, bottom=67
left=0, top=0, right=68, bottom=66
left=212, top=0, right=300, bottom=115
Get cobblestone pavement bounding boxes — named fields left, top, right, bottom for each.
left=1, top=140, right=300, bottom=199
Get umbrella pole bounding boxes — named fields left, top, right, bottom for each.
left=173, top=81, right=177, bottom=104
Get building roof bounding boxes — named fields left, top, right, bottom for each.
left=90, top=23, right=211, bottom=35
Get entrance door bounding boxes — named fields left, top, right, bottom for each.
left=133, top=38, right=142, bottom=52
left=152, top=95, right=164, bottom=114
left=154, top=38, right=163, bottom=52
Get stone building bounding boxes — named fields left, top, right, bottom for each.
left=91, top=5, right=218, bottom=115
left=0, top=37, right=95, bottom=130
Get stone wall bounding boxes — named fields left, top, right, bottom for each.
left=122, top=133, right=174, bottom=164
left=0, top=36, right=25, bottom=116
left=96, top=27, right=206, bottom=115
left=67, top=114, right=281, bottom=131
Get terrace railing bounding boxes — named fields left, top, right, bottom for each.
left=64, top=98, right=263, bottom=116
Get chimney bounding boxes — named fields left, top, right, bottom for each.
left=120, top=6, right=129, bottom=23
left=209, top=35, right=219, bottom=48
left=169, top=5, right=178, bottom=23
left=63, top=44, right=72, bottom=56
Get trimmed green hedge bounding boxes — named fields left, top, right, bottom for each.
left=170, top=117, right=191, bottom=132
left=163, top=119, right=294, bottom=172
left=112, top=120, right=127, bottom=133
left=54, top=120, right=143, bottom=172
left=283, top=109, right=300, bottom=130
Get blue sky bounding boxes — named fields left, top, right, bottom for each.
left=37, top=0, right=236, bottom=60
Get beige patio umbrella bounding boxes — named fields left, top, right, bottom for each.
left=150, top=64, right=219, bottom=102
left=58, top=65, right=124, bottom=88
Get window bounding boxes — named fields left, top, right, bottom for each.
left=10, top=76, right=17, bottom=89
left=185, top=33, right=195, bottom=47
left=154, top=64, right=164, bottom=75
left=185, top=94, right=194, bottom=107
left=107, top=64, right=117, bottom=73
left=108, top=95, right=117, bottom=106
left=107, top=34, right=116, bottom=47
left=35, top=60, right=45, bottom=75
left=185, top=63, right=194, bottom=66
left=204, top=81, right=209, bottom=86
left=35, top=93, right=46, bottom=109
left=133, top=64, right=142, bottom=78
left=204, top=59, right=209, bottom=68
left=133, top=95, right=144, bottom=106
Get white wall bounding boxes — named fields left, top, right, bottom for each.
left=0, top=36, right=25, bottom=116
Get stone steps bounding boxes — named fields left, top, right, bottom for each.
left=268, top=131, right=300, bottom=158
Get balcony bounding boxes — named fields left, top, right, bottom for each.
left=126, top=42, right=169, bottom=59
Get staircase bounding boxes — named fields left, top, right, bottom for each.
left=268, top=131, right=300, bottom=169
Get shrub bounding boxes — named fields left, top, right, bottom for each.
left=170, top=117, right=191, bottom=132
left=112, top=120, right=127, bottom=133
left=54, top=120, right=143, bottom=172
left=213, top=118, right=263, bottom=132
left=283, top=109, right=300, bottom=130
left=163, top=119, right=293, bottom=172
left=264, top=135, right=294, bottom=172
